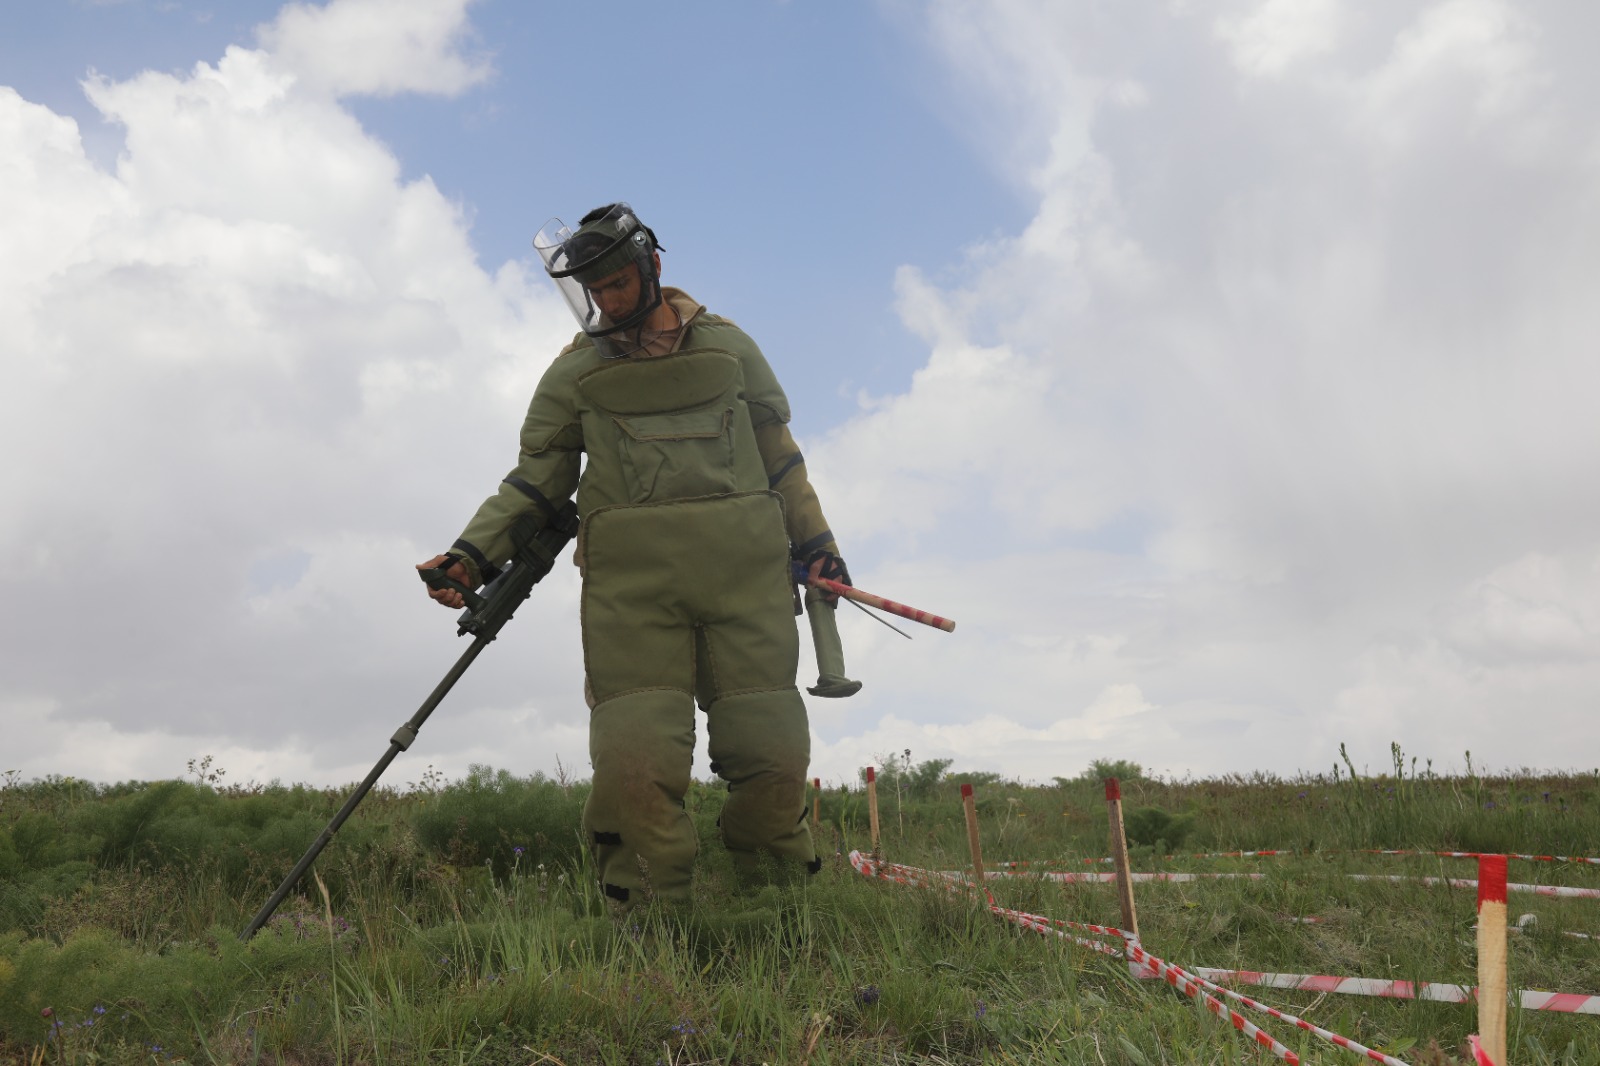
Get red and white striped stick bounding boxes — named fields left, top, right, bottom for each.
left=810, top=576, right=956, bottom=632
left=1478, top=855, right=1508, bottom=1066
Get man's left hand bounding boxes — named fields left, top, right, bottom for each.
left=806, top=551, right=850, bottom=605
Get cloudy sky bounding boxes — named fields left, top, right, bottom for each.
left=4, top=0, right=1597, bottom=791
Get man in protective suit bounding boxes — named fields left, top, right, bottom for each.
left=417, top=203, right=847, bottom=908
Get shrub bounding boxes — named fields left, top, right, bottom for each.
left=1121, top=806, right=1196, bottom=851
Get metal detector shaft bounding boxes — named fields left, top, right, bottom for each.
left=239, top=638, right=489, bottom=940
left=239, top=501, right=579, bottom=942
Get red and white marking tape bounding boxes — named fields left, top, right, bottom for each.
left=1345, top=873, right=1600, bottom=900
left=1006, top=848, right=1600, bottom=867
left=850, top=848, right=1600, bottom=1048
left=1000, top=907, right=1417, bottom=1065
left=983, top=865, right=1600, bottom=900
left=1132, top=948, right=1412, bottom=1066
left=852, top=852, right=1412, bottom=1066
left=1373, top=850, right=1600, bottom=867
left=1026, top=870, right=1264, bottom=885
left=1184, top=968, right=1600, bottom=1015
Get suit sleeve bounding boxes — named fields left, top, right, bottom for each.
left=756, top=421, right=840, bottom=559
left=727, top=328, right=841, bottom=559
left=450, top=357, right=584, bottom=584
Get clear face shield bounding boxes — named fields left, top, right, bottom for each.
left=534, top=204, right=662, bottom=350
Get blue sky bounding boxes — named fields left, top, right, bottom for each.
left=5, top=0, right=1600, bottom=790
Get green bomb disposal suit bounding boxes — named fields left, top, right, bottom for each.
left=450, top=288, right=838, bottom=905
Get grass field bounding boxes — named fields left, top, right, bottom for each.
left=1, top=747, right=1596, bottom=1064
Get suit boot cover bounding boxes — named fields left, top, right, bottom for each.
left=708, top=688, right=817, bottom=876
left=583, top=688, right=697, bottom=906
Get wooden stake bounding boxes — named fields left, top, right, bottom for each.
left=961, top=782, right=986, bottom=887
left=1477, top=853, right=1508, bottom=1066
left=866, top=766, right=882, bottom=874
left=811, top=777, right=821, bottom=830
left=1105, top=777, right=1140, bottom=940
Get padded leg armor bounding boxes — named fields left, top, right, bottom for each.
left=581, top=492, right=817, bottom=906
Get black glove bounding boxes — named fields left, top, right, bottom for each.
left=805, top=549, right=850, bottom=590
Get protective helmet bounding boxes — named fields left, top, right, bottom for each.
left=534, top=203, right=665, bottom=341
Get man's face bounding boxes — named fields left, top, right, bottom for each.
left=585, top=263, right=642, bottom=323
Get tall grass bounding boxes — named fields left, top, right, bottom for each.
left=1, top=751, right=1596, bottom=1064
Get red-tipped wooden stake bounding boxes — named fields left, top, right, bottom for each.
left=1477, top=854, right=1508, bottom=1066
left=961, top=782, right=986, bottom=887
left=809, top=576, right=956, bottom=632
left=866, top=766, right=882, bottom=874
left=812, top=777, right=821, bottom=830
left=1105, top=778, right=1140, bottom=941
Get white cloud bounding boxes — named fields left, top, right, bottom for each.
left=256, top=0, right=491, bottom=98
left=805, top=0, right=1600, bottom=779
left=1216, top=0, right=1345, bottom=78
left=9, top=0, right=1600, bottom=795
left=1438, top=552, right=1600, bottom=666
left=0, top=5, right=575, bottom=786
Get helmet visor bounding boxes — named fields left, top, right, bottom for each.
left=535, top=205, right=659, bottom=338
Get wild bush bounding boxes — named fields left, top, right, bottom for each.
left=409, top=765, right=590, bottom=875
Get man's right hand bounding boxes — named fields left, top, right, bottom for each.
left=417, top=555, right=472, bottom=610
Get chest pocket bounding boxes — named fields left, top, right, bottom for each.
left=614, top=407, right=737, bottom=503
left=578, top=348, right=750, bottom=506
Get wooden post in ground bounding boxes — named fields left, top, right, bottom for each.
left=866, top=766, right=882, bottom=875
left=1477, top=853, right=1509, bottom=1066
left=812, top=777, right=821, bottom=830
left=1105, top=777, right=1140, bottom=941
left=961, top=782, right=986, bottom=888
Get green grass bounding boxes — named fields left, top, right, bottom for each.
left=1, top=751, right=1596, bottom=1064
